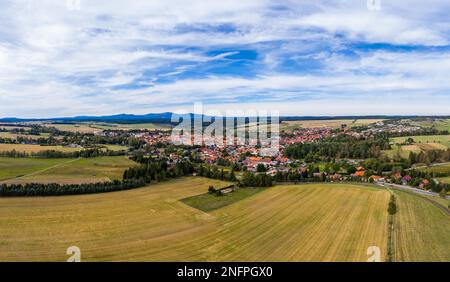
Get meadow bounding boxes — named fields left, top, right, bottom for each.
left=0, top=143, right=81, bottom=153
left=41, top=123, right=101, bottom=133
left=87, top=122, right=171, bottom=131
left=0, top=156, right=136, bottom=184
left=408, top=119, right=450, bottom=132
left=419, top=163, right=450, bottom=174
left=391, top=135, right=450, bottom=148
left=280, top=119, right=384, bottom=130
left=0, top=179, right=395, bottom=262
left=383, top=135, right=450, bottom=159
left=0, top=132, right=51, bottom=140
left=393, top=191, right=450, bottom=262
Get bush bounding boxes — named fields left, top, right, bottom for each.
left=387, top=195, right=397, bottom=215
left=208, top=185, right=216, bottom=194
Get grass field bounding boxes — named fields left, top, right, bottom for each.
left=96, top=144, right=130, bottom=152
left=393, top=191, right=450, bottom=262
left=280, top=119, right=384, bottom=130
left=0, top=157, right=72, bottom=181
left=383, top=135, right=450, bottom=159
left=0, top=180, right=393, bottom=262
left=419, top=163, right=450, bottom=174
left=41, top=123, right=101, bottom=133
left=0, top=143, right=81, bottom=153
left=391, top=135, right=450, bottom=148
left=0, top=132, right=51, bottom=140
left=0, top=156, right=136, bottom=184
left=181, top=187, right=266, bottom=212
left=438, top=176, right=450, bottom=184
left=88, top=122, right=171, bottom=131
left=408, top=119, right=450, bottom=132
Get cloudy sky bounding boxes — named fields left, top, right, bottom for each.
left=1, top=0, right=450, bottom=118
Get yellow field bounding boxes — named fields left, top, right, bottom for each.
left=0, top=179, right=392, bottom=262
left=41, top=123, right=100, bottom=133
left=393, top=191, right=450, bottom=262
left=87, top=122, right=171, bottom=131
left=0, top=132, right=50, bottom=140
left=280, top=119, right=384, bottom=130
left=0, top=143, right=81, bottom=153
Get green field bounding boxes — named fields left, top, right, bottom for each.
left=87, top=122, right=171, bottom=131
left=96, top=144, right=130, bottom=152
left=0, top=157, right=72, bottom=181
left=438, top=176, right=450, bottom=184
left=181, top=187, right=266, bottom=212
left=0, top=132, right=51, bottom=140
left=393, top=191, right=450, bottom=262
left=391, top=135, right=450, bottom=148
left=0, top=156, right=136, bottom=184
left=41, top=123, right=101, bottom=133
left=408, top=119, right=450, bottom=132
left=0, top=179, right=395, bottom=262
left=420, top=163, right=450, bottom=174
left=384, top=135, right=450, bottom=159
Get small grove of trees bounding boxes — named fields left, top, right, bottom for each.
left=407, top=149, right=450, bottom=165
left=284, top=137, right=390, bottom=160
left=387, top=195, right=397, bottom=215
left=241, top=172, right=272, bottom=187
left=196, top=164, right=237, bottom=182
left=123, top=161, right=194, bottom=182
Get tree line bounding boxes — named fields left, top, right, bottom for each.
left=0, top=148, right=126, bottom=158
left=285, top=137, right=391, bottom=160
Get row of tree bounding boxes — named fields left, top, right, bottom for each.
left=0, top=179, right=146, bottom=197
left=0, top=148, right=126, bottom=158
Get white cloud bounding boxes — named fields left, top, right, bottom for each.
left=0, top=0, right=449, bottom=117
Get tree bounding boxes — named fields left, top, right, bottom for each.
left=228, top=169, right=237, bottom=182
left=256, top=163, right=266, bottom=172
left=387, top=195, right=397, bottom=215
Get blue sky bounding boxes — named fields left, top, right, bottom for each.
left=1, top=0, right=450, bottom=117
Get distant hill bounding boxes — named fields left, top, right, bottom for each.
left=0, top=113, right=449, bottom=124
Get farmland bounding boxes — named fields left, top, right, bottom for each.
left=41, top=123, right=101, bottom=133
left=87, top=122, right=171, bottom=131
left=391, top=135, right=450, bottom=148
left=393, top=191, right=450, bottom=262
left=419, top=163, right=450, bottom=174
left=0, top=180, right=393, bottom=262
left=0, top=157, right=72, bottom=181
left=0, top=132, right=51, bottom=140
left=0, top=156, right=136, bottom=184
left=0, top=144, right=81, bottom=153
left=280, top=119, right=384, bottom=130
left=407, top=119, right=450, bottom=132
left=383, top=135, right=450, bottom=159
left=37, top=122, right=171, bottom=133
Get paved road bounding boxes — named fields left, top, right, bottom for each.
left=376, top=182, right=450, bottom=200
left=407, top=162, right=450, bottom=171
